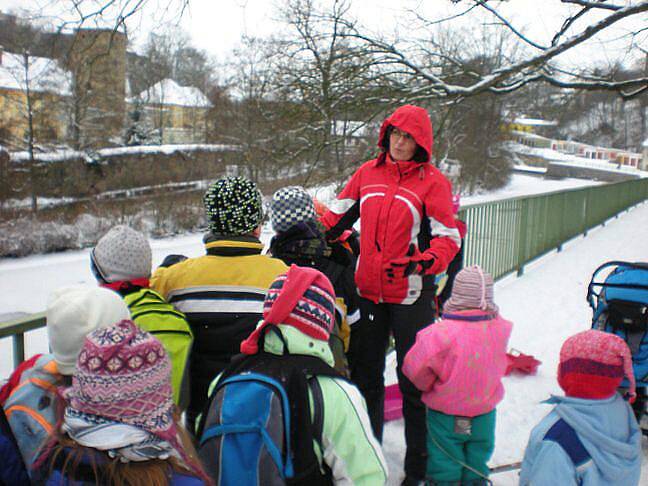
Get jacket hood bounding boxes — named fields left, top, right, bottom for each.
left=263, top=324, right=335, bottom=367
left=548, top=394, right=642, bottom=482
left=377, top=104, right=433, bottom=163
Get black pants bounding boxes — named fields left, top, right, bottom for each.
left=351, top=292, right=436, bottom=480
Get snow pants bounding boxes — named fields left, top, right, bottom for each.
left=426, top=408, right=496, bottom=483
left=351, top=292, right=436, bottom=480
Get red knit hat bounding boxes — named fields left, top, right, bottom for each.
left=241, top=265, right=336, bottom=354
left=558, top=329, right=636, bottom=402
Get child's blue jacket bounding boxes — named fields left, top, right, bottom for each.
left=520, top=393, right=642, bottom=486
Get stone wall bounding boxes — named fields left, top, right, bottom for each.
left=3, top=146, right=239, bottom=202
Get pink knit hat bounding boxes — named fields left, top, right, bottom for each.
left=65, top=320, right=176, bottom=442
left=558, top=329, right=636, bottom=402
left=444, top=265, right=498, bottom=314
left=241, top=265, right=336, bottom=354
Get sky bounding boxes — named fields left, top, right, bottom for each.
left=0, top=0, right=645, bottom=70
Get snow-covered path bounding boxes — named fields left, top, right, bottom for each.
left=0, top=198, right=646, bottom=485
left=383, top=201, right=648, bottom=484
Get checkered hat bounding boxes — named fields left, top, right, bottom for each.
left=270, top=186, right=316, bottom=233
left=203, top=176, right=263, bottom=236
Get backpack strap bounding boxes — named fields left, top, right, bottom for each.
left=543, top=419, right=592, bottom=471
left=308, top=377, right=333, bottom=482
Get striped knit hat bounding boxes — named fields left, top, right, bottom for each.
left=203, top=176, right=263, bottom=236
left=240, top=265, right=336, bottom=354
left=558, top=329, right=636, bottom=402
left=444, top=265, right=498, bottom=314
left=64, top=320, right=176, bottom=443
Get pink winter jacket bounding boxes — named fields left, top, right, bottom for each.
left=403, top=309, right=513, bottom=417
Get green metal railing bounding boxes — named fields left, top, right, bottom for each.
left=459, top=178, right=648, bottom=280
left=0, top=312, right=46, bottom=371
left=2, top=178, right=647, bottom=371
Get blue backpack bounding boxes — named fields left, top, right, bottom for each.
left=588, top=261, right=648, bottom=385
left=196, top=330, right=343, bottom=486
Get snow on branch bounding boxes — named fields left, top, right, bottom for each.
left=338, top=1, right=648, bottom=100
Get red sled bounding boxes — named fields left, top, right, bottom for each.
left=384, top=383, right=403, bottom=422
left=505, top=348, right=541, bottom=376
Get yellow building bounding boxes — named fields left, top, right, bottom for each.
left=0, top=50, right=72, bottom=149
left=0, top=43, right=212, bottom=149
left=128, top=79, right=212, bottom=144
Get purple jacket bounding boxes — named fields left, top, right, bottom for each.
left=403, top=309, right=512, bottom=417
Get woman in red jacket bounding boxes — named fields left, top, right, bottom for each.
left=322, top=104, right=460, bottom=485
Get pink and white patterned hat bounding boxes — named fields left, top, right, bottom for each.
left=65, top=320, right=176, bottom=442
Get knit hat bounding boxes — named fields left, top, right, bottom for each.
left=64, top=320, right=177, bottom=442
left=270, top=186, right=316, bottom=233
left=558, top=329, right=636, bottom=402
left=91, top=225, right=152, bottom=283
left=443, top=265, right=498, bottom=315
left=241, top=265, right=336, bottom=354
left=203, top=176, right=264, bottom=236
left=47, top=285, right=131, bottom=375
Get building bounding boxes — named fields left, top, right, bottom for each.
left=128, top=78, right=212, bottom=144
left=0, top=29, right=212, bottom=150
left=0, top=48, right=72, bottom=148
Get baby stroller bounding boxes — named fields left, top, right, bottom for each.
left=587, top=261, right=648, bottom=433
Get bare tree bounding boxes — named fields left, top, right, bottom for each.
left=332, top=0, right=647, bottom=100
left=270, top=0, right=400, bottom=180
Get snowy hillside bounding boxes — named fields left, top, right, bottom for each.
left=0, top=174, right=645, bottom=484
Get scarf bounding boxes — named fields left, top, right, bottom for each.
left=269, top=221, right=331, bottom=261
left=62, top=408, right=180, bottom=463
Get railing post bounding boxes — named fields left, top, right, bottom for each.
left=13, top=333, right=25, bottom=370
left=516, top=199, right=528, bottom=277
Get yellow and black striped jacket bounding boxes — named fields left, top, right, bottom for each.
left=151, top=235, right=288, bottom=422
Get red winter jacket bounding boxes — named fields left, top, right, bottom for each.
left=322, top=105, right=460, bottom=305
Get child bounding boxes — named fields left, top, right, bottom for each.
left=198, top=265, right=387, bottom=485
left=402, top=265, right=512, bottom=485
left=32, top=320, right=209, bottom=485
left=520, top=330, right=642, bottom=486
left=268, top=186, right=360, bottom=374
left=91, top=225, right=193, bottom=408
left=3, top=285, right=130, bottom=468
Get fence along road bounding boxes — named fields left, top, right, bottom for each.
left=1, top=178, right=648, bottom=371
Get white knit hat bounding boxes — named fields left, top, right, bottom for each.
left=92, top=225, right=152, bottom=282
left=46, top=285, right=130, bottom=375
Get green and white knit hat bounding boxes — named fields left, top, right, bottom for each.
left=203, top=176, right=264, bottom=236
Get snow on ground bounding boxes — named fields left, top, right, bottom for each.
left=460, top=173, right=601, bottom=205
left=1, top=176, right=646, bottom=484
left=383, top=201, right=648, bottom=485
left=10, top=143, right=238, bottom=163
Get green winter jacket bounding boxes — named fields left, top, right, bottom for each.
left=124, top=288, right=193, bottom=408
left=207, top=325, right=388, bottom=485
